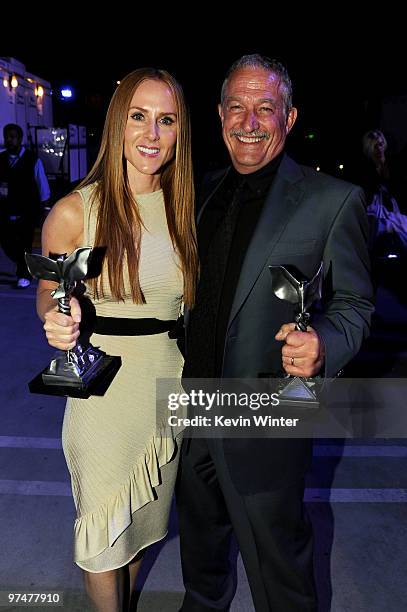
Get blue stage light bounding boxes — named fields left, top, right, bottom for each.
left=61, top=88, right=73, bottom=99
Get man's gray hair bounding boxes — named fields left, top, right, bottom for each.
left=220, top=54, right=293, bottom=117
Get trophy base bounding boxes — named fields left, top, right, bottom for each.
left=28, top=355, right=122, bottom=398
left=276, top=376, right=319, bottom=409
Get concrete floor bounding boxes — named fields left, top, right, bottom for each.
left=1, top=248, right=407, bottom=611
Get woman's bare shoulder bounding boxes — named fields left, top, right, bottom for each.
left=42, top=192, right=84, bottom=252
left=50, top=191, right=83, bottom=223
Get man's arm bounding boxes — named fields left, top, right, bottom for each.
left=275, top=186, right=374, bottom=378
left=308, top=186, right=375, bottom=377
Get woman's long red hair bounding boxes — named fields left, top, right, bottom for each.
left=78, top=68, right=197, bottom=307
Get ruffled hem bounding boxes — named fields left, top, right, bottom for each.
left=73, top=421, right=180, bottom=563
left=75, top=529, right=168, bottom=573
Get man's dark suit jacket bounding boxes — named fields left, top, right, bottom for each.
left=185, top=153, right=375, bottom=494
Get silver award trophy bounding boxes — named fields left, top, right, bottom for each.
left=25, top=247, right=121, bottom=398
left=269, top=262, right=323, bottom=407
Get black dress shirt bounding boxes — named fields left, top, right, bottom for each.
left=185, top=153, right=283, bottom=378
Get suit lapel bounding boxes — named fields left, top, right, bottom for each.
left=184, top=168, right=231, bottom=329
left=227, top=155, right=305, bottom=330
left=197, top=168, right=230, bottom=224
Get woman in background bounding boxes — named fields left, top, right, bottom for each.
left=362, top=129, right=390, bottom=204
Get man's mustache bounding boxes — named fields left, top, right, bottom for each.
left=229, top=129, right=270, bottom=140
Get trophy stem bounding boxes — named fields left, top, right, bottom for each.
left=295, top=311, right=310, bottom=332
left=58, top=296, right=71, bottom=315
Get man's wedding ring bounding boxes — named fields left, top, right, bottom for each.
left=291, top=356, right=295, bottom=366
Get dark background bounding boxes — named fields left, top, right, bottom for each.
left=4, top=21, right=407, bottom=184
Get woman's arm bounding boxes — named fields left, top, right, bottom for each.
left=36, top=192, right=84, bottom=350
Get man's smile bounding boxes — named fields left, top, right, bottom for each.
left=234, top=135, right=266, bottom=144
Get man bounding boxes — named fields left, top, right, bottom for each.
left=0, top=123, right=50, bottom=287
left=177, top=55, right=374, bottom=611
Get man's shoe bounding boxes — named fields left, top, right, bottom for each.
left=17, top=278, right=31, bottom=288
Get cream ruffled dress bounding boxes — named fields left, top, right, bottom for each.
left=62, top=185, right=183, bottom=572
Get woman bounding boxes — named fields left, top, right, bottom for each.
left=362, top=129, right=390, bottom=204
left=37, top=68, right=197, bottom=611
left=361, top=129, right=407, bottom=260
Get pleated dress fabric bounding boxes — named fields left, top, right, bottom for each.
left=62, top=185, right=184, bottom=572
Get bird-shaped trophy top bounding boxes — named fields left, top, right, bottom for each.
left=269, top=262, right=323, bottom=331
left=25, top=247, right=92, bottom=312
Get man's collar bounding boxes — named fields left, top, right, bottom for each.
left=8, top=145, right=25, bottom=158
left=231, top=151, right=284, bottom=193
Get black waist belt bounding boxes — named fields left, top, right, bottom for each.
left=94, top=316, right=176, bottom=336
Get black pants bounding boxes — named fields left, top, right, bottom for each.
left=0, top=215, right=35, bottom=278
left=176, top=437, right=317, bottom=612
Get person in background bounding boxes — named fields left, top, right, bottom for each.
left=361, top=129, right=407, bottom=259
left=0, top=123, right=50, bottom=287
left=361, top=129, right=391, bottom=204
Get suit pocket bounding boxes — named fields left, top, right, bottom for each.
left=270, top=239, right=317, bottom=257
